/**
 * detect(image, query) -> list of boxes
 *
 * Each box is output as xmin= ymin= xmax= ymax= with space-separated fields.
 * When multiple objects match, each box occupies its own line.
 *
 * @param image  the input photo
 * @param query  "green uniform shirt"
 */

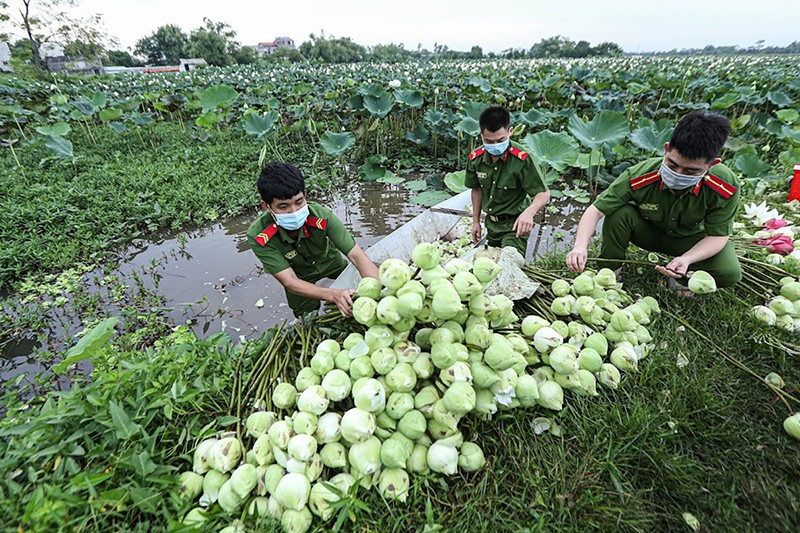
xmin=464 ymin=141 xmax=548 ymax=217
xmin=593 ymin=158 xmax=740 ymax=238
xmin=247 ymin=202 xmax=356 ymax=282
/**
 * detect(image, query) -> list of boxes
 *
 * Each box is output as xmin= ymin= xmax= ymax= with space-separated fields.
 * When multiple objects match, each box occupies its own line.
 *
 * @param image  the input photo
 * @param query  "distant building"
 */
xmin=179 ymin=58 xmax=207 ymax=72
xmin=253 ymin=36 xmax=295 ymax=56
xmin=39 ymin=42 xmax=65 ymax=59
xmin=46 ymin=55 xmax=104 ymax=76
xmin=0 ymin=41 xmax=12 ymax=72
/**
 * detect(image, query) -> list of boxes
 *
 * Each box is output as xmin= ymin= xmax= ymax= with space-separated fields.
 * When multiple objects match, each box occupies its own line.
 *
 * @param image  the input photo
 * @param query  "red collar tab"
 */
xmin=503 ymin=151 xmax=508 ymax=162
xmin=508 ymin=146 xmax=529 ymax=161
xmin=630 ymin=170 xmax=661 ymax=191
xmin=691 ymin=179 xmax=703 ymax=196
xmin=703 ymin=174 xmax=737 ymax=199
xmin=305 ymin=216 xmax=327 ymax=230
xmin=469 ymin=146 xmax=486 ymax=161
xmin=254 ymin=223 xmax=279 ymax=247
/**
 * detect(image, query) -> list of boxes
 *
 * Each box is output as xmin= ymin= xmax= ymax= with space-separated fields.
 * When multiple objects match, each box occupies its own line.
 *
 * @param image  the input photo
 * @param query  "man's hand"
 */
xmin=471 ymin=222 xmax=482 ymax=245
xmin=566 ymin=246 xmax=588 ymax=272
xmin=330 ymin=288 xmax=357 ymax=317
xmin=656 ymin=256 xmax=691 ymax=279
xmin=513 ymin=211 xmax=535 ymax=237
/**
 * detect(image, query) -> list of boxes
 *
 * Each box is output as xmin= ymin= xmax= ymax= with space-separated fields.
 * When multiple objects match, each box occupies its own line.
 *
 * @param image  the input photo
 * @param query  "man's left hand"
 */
xmin=513 ymin=211 xmax=535 ymax=237
xmin=656 ymin=256 xmax=691 ymax=278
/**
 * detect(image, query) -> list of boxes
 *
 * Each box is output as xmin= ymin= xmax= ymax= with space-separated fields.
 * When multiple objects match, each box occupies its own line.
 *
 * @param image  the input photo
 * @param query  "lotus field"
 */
xmin=1 ymin=55 xmax=800 ymax=532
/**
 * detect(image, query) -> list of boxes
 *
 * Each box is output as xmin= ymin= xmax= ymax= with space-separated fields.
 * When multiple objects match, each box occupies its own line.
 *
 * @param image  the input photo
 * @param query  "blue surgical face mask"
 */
xmin=272 ymin=204 xmax=309 ymax=230
xmin=659 ymin=161 xmax=706 ymax=190
xmin=484 ymin=139 xmax=509 ymax=156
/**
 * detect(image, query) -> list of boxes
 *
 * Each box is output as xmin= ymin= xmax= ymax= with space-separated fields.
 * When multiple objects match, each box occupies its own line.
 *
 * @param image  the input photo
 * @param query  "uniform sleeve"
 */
xmin=521 ymin=156 xmax=548 ymax=196
xmin=703 ymin=165 xmax=740 ymax=237
xmin=592 ymin=159 xmax=655 ymax=215
xmin=325 ymin=212 xmax=357 ymax=256
xmin=464 ymin=158 xmax=480 ymax=189
xmin=249 ymin=237 xmax=291 ymax=275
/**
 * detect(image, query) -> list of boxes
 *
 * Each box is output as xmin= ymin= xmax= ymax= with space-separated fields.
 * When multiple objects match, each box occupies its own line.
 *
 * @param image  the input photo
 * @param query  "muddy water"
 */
xmin=1 ymin=181 xmax=586 ymax=383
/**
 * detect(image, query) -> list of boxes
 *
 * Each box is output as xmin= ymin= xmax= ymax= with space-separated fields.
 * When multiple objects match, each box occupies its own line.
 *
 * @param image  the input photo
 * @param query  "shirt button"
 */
xmin=671 ymin=218 xmax=676 ymax=221
xmin=494 ymin=167 xmax=497 ymax=170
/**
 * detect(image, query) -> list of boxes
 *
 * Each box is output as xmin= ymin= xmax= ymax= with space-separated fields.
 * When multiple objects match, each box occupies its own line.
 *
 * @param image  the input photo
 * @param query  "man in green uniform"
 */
xmin=566 ymin=111 xmax=741 ymax=292
xmin=465 ymin=105 xmax=551 ymax=257
xmin=247 ymin=162 xmax=379 ymax=317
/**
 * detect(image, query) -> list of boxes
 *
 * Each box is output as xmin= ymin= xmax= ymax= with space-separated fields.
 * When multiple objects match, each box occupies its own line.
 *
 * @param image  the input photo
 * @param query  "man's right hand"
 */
xmin=330 ymin=288 xmax=357 ymax=317
xmin=471 ymin=222 xmax=482 ymax=245
xmin=566 ymin=246 xmax=588 ymax=272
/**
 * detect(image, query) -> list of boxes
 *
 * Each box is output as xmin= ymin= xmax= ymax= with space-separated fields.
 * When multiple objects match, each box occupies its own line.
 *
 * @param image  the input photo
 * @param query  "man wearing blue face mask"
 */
xmin=566 ymin=111 xmax=741 ymax=293
xmin=247 ymin=162 xmax=379 ymax=317
xmin=465 ymin=105 xmax=550 ymax=257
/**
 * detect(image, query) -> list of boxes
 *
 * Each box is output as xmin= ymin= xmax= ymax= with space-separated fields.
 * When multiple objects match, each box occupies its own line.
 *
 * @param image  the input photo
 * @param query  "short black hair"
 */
xmin=257 ymin=162 xmax=305 ymax=205
xmin=669 ymin=111 xmax=731 ymax=162
xmin=479 ymin=105 xmax=511 ymax=132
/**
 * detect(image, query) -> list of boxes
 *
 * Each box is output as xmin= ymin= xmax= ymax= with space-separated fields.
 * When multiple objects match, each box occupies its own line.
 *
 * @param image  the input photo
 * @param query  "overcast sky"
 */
xmin=8 ymin=0 xmax=800 ymax=53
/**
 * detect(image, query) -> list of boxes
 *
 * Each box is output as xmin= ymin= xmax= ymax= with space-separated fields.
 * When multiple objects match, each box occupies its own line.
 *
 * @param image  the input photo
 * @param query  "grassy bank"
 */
xmin=1 ymin=261 xmax=797 ymax=532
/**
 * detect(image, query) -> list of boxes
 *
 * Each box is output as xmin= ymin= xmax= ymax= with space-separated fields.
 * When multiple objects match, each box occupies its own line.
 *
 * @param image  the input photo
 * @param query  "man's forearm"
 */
xmin=682 ymin=235 xmax=729 ymax=264
xmin=347 ymin=245 xmax=379 ymax=281
xmin=573 ymin=205 xmax=605 ymax=249
xmin=523 ymin=190 xmax=550 ymax=217
xmin=283 ymin=277 xmax=336 ymax=303
xmin=471 ymin=188 xmax=483 ymax=222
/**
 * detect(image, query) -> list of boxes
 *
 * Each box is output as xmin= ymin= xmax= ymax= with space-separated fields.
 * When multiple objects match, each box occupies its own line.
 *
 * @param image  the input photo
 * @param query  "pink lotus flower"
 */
xmin=756 ymin=234 xmax=795 ymax=255
xmin=763 ymin=218 xmax=788 ymax=231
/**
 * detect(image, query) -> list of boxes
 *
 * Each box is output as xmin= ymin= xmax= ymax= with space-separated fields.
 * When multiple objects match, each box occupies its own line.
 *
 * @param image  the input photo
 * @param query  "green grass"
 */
xmin=1 ymin=264 xmax=798 ymax=532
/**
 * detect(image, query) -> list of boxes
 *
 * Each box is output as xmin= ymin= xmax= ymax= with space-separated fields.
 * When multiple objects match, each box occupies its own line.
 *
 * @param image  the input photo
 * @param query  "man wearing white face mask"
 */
xmin=465 ymin=105 xmax=550 ymax=257
xmin=566 ymin=111 xmax=741 ymax=293
xmin=247 ymin=162 xmax=379 ymax=317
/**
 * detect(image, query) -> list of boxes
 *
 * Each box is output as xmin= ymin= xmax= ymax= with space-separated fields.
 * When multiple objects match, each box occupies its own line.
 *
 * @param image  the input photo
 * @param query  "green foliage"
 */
xmin=298 ymin=32 xmax=366 ymax=63
xmin=134 ymin=24 xmax=188 ymax=66
xmin=187 ymin=18 xmax=241 ymax=67
xmin=320 ymin=131 xmax=356 ymax=157
xmin=105 ymin=50 xmax=144 ymax=67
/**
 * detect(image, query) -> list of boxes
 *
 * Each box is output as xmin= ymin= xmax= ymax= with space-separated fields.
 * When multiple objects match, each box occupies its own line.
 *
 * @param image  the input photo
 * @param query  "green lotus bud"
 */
xmin=635 ymin=325 xmax=653 ymax=344
xmin=308 ymin=481 xmax=338 ymax=521
xmin=431 ymin=342 xmax=460 ymax=369
xmin=574 ymin=295 xmax=595 ymax=315
xmin=573 ymin=369 xmax=598 ymax=396
xmin=551 ymin=278 xmax=571 ymax=297
xmin=598 ymin=362 xmax=621 ymax=389
xmin=610 ymin=310 xmax=637 ymax=332
xmin=473 ymin=256 xmax=501 ymax=284
xmin=229 ymin=463 xmax=258 ymax=499
xmin=386 ymin=391 xmax=415 ymax=420
xmin=381 ymin=433 xmax=414 ymax=468
xmin=593 ymin=268 xmax=617 ymax=288
xmin=765 ymin=372 xmax=785 ymax=389
xmin=625 ymin=303 xmax=650 ymax=325
xmin=687 ymin=270 xmax=717 ymax=294
xmin=248 ymin=496 xmax=269 ymax=518
xmin=396 ymin=292 xmax=424 ymax=318
xmin=281 ymin=507 xmax=313 ymax=533
xmin=358 ymin=277 xmax=382 ymax=299
xmin=584 ymin=332 xmax=608 ymax=356
xmin=268 ymin=420 xmax=293 ymax=450
xmin=532 ymin=326 xmax=563 ymax=353
xmin=272 ymin=383 xmax=298 ymax=410
xmin=179 ymin=471 xmax=204 ymax=500
xmin=370 ymin=347 xmax=397 ymax=375
xmin=783 ymin=413 xmax=800 ymax=440
xmin=474 ymin=388 xmax=498 ymax=415
xmin=376 ymin=295 xmax=401 ymax=325
xmin=489 ymin=294 xmax=514 ymax=320
xmin=207 ymin=437 xmax=243 ymax=474
xmin=365 ymin=325 xmax=394 ymax=351
xmin=532 ymin=366 xmax=554 ymax=385
xmin=412 ymin=242 xmax=441 ymax=270
xmin=353 ymin=296 xmax=378 ymax=325
xmin=572 ymin=273 xmax=595 ymax=295
xmin=769 ymin=296 xmax=795 ymax=317
xmin=484 ymin=336 xmax=518 ymax=371
xmin=218 ymin=480 xmax=244 ymax=513
xmin=297 ymin=385 xmax=329 ymax=416
xmin=442 ymin=382 xmax=477 ymax=416
xmin=554 ymin=370 xmax=581 ymax=390
xmin=193 ymin=438 xmax=217 ymax=474
xmin=398 ymin=409 xmax=427 ymax=440
xmin=453 ymin=271 xmax=483 ymax=301
xmin=520 ymin=315 xmax=548 ymax=337
xmin=295 ymin=367 xmax=321 ymax=392
xmin=751 ymin=305 xmax=777 ymax=326
xmin=427 ymin=439 xmax=459 ymax=475
xmin=440 ymin=361 xmax=473 ymax=387
xmin=379 ymin=258 xmax=412 ymax=290
xmin=549 ymin=344 xmax=579 ymax=374
xmin=458 ymin=441 xmax=486 ymax=472
xmin=470 ymin=360 xmax=500 ymax=388
xmin=319 ymin=442 xmax=348 ymax=469
xmin=201 ymin=469 xmax=229 ymax=505
xmin=291 ymin=411 xmax=318 ymax=436
xmin=260 ymin=464 xmax=285 ymax=496
xmin=407 ymin=443 xmax=430 ymax=474
xmin=379 ymin=467 xmax=411 ymax=502
xmin=349 ymin=435 xmax=383 ymax=477
xmin=610 ymin=342 xmax=638 ymax=372
xmin=246 ymin=411 xmax=278 ymax=439
xmin=411 ymin=352 xmax=434 ymax=379
xmin=468 ymin=293 xmax=495 ymax=317
xmin=352 ymin=378 xmax=386 ymax=412
xmin=421 ymin=265 xmax=451 ymax=286
xmin=515 ymin=374 xmax=539 ymax=406
xmin=393 ymin=340 xmax=420 ymax=363
xmin=537 ymin=380 xmax=564 ymax=411
xmin=183 ymin=507 xmax=208 ymax=526
xmin=431 ymin=284 xmax=464 ymax=320
xmin=414 ymin=385 xmax=439 ymax=417
xmin=577 ymin=347 xmax=603 ymax=372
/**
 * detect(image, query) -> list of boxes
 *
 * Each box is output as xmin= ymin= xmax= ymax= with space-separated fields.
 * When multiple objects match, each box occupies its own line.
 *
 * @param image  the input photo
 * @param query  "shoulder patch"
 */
xmin=469 ymin=146 xmax=485 ymax=161
xmin=629 ymin=170 xmax=661 ymax=190
xmin=254 ymin=223 xmax=279 ymax=247
xmin=305 ymin=216 xmax=327 ymax=230
xmin=508 ymin=146 xmax=529 ymax=161
xmin=704 ymin=174 xmax=737 ymax=199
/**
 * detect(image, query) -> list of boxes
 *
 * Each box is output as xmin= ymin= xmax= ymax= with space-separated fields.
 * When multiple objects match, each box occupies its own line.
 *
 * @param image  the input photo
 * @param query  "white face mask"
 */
xmin=272 ymin=204 xmax=309 ymax=230
xmin=659 ymin=162 xmax=706 ymax=190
